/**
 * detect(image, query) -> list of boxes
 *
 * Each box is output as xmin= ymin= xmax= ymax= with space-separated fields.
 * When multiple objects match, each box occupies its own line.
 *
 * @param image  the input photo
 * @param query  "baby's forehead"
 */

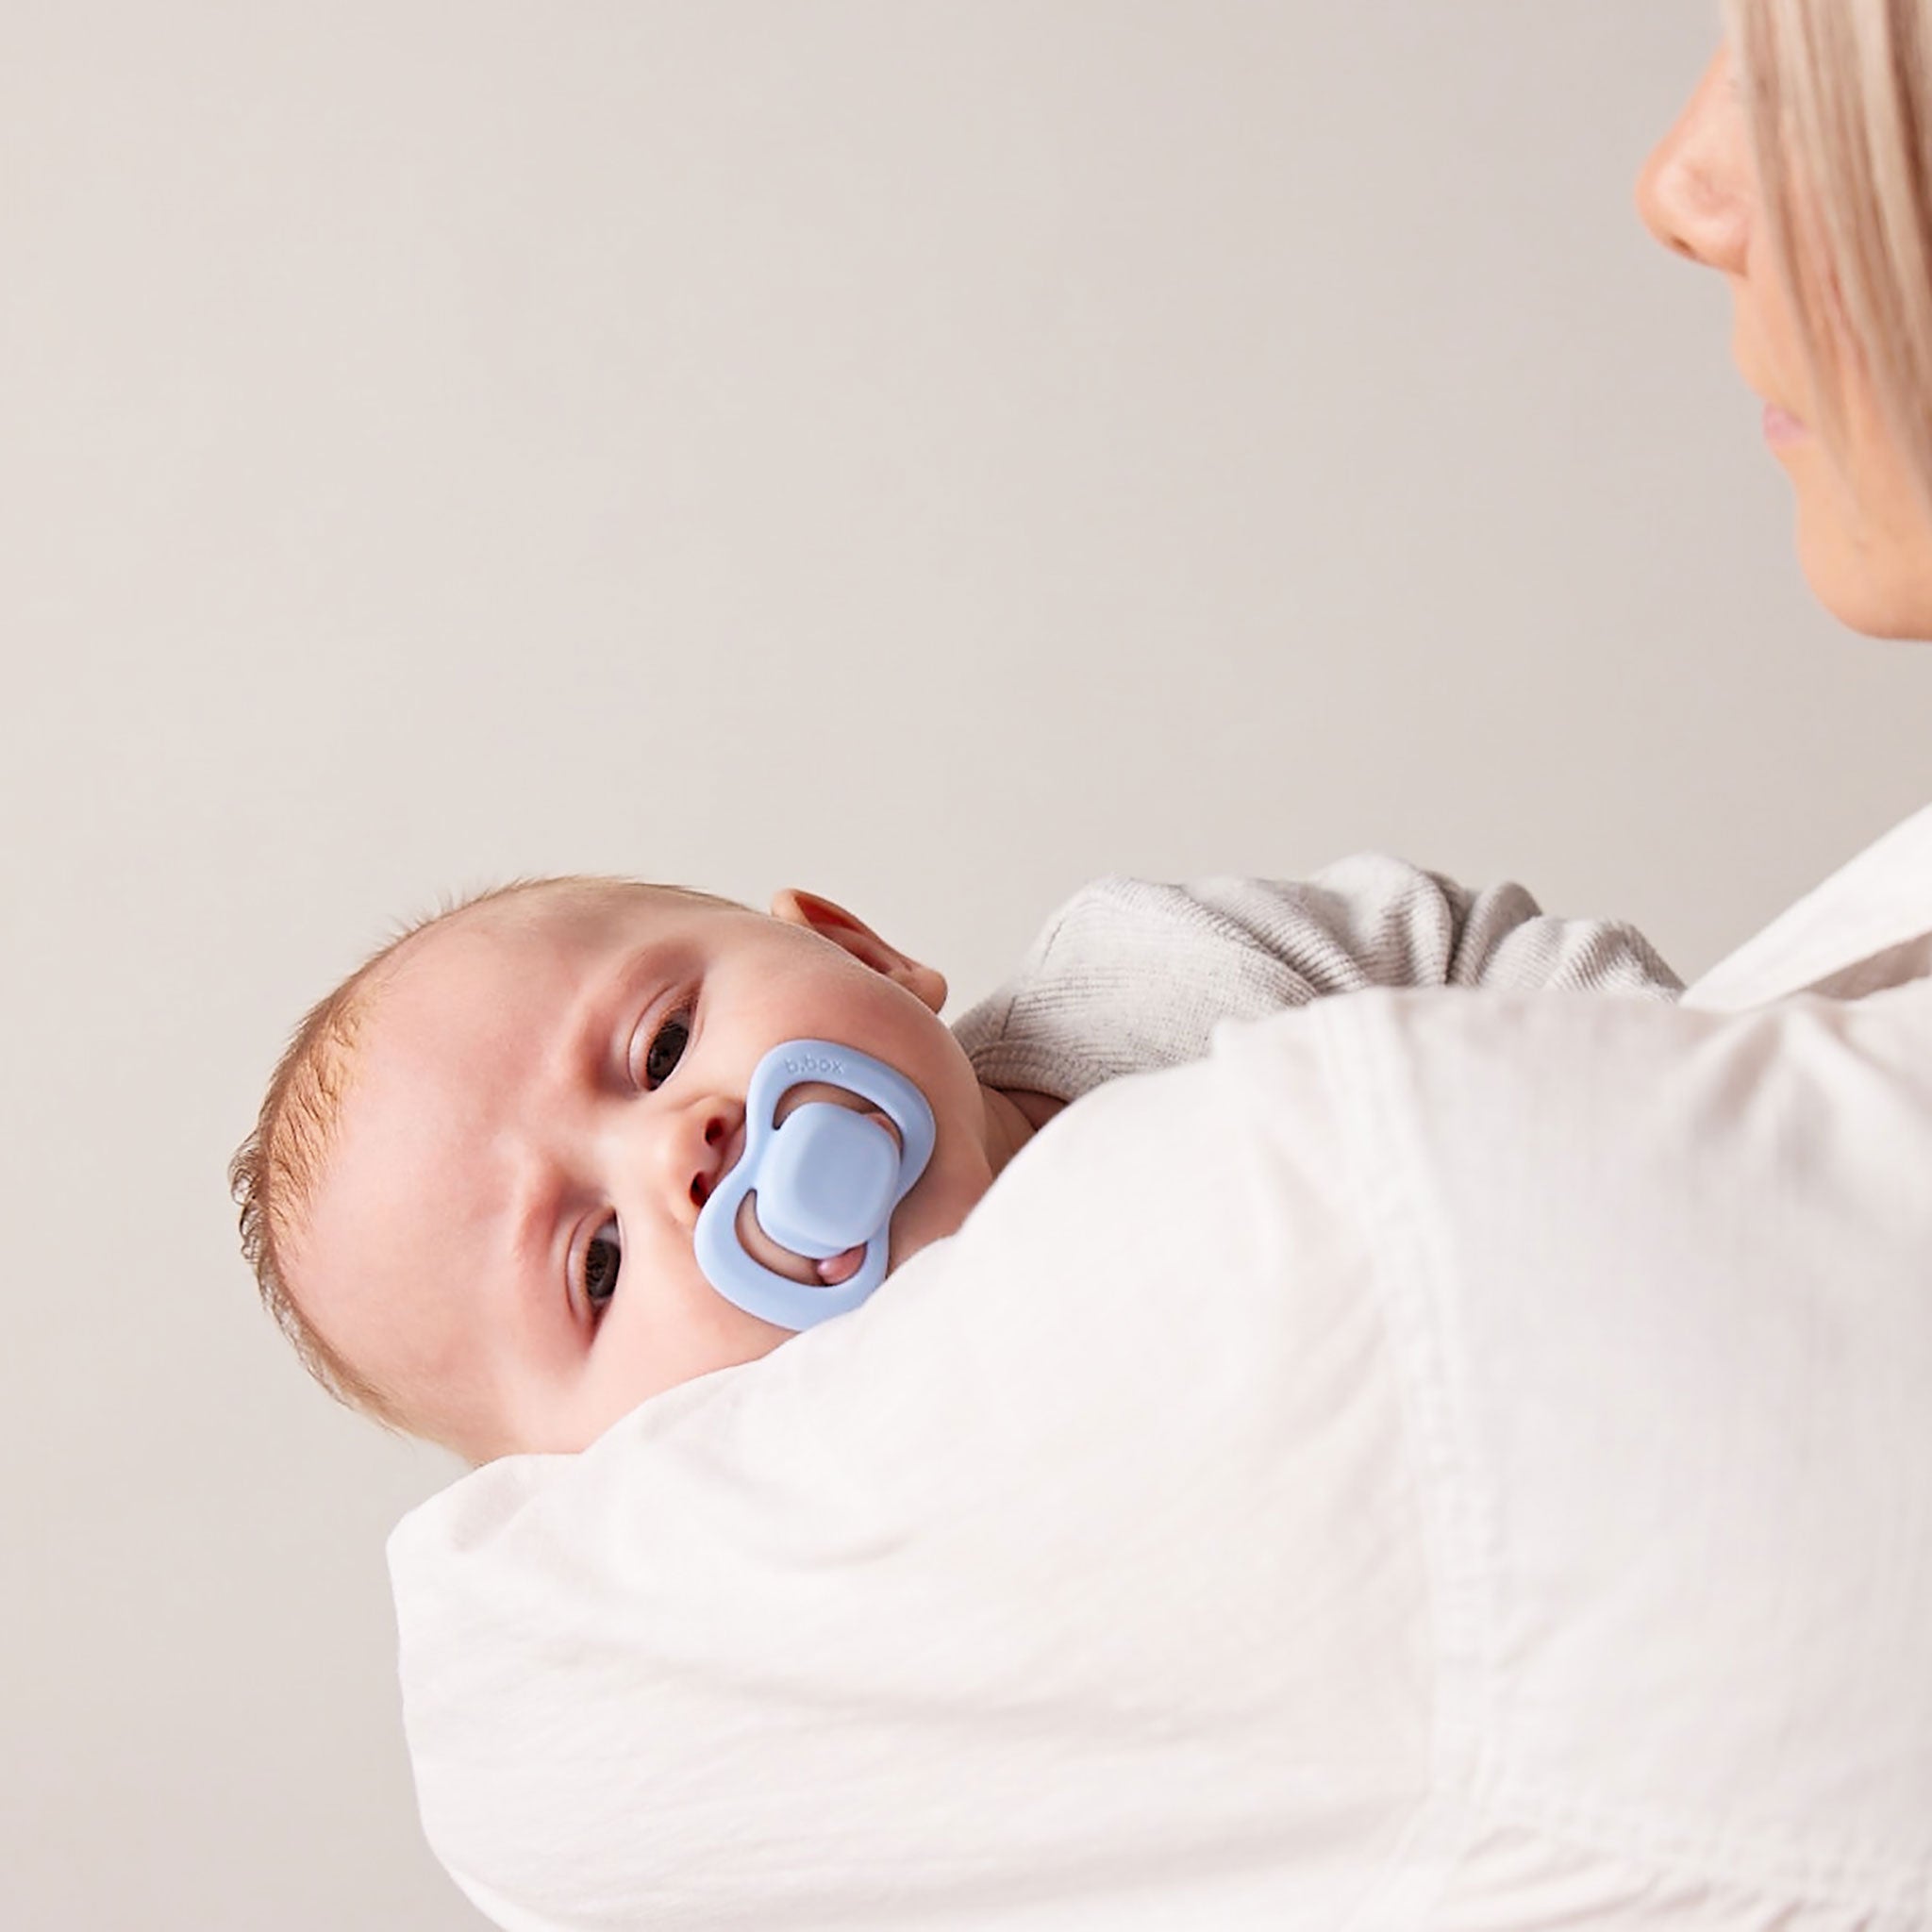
xmin=441 ymin=876 xmax=675 ymax=944
xmin=400 ymin=877 xmax=709 ymax=979
xmin=361 ymin=878 xmax=747 ymax=1070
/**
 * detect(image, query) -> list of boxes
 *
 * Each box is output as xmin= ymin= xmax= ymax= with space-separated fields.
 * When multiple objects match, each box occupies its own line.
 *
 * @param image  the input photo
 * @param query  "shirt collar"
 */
xmin=1683 ymin=804 xmax=1932 ymax=1010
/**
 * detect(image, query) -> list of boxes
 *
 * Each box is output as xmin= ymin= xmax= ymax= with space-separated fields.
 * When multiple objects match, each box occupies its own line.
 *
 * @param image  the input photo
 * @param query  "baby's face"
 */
xmin=291 ymin=884 xmax=996 ymax=1460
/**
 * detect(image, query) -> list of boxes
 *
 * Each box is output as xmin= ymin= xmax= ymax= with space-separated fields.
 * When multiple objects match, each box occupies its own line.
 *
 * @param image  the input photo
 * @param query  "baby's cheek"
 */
xmin=571 ymin=1302 xmax=790 ymax=1448
xmin=680 ymin=1276 xmax=796 ymax=1369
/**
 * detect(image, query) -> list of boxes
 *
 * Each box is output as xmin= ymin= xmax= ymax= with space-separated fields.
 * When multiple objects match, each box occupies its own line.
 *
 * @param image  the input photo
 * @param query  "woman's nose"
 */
xmin=1637 ymin=47 xmax=1752 ymax=276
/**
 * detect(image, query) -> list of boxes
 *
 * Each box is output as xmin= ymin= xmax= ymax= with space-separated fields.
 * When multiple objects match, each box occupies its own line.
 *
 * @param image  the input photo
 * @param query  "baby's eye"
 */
xmin=641 ymin=1012 xmax=691 ymax=1090
xmin=581 ymin=1220 xmax=622 ymax=1315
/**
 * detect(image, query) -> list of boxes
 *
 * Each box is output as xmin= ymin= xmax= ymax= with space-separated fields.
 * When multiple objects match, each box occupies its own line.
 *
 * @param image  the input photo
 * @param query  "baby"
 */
xmin=233 ymin=863 xmax=1681 ymax=1465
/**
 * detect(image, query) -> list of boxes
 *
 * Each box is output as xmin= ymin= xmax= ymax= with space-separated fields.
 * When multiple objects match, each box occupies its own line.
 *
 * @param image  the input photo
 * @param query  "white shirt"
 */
xmin=390 ymin=809 xmax=1932 ymax=1932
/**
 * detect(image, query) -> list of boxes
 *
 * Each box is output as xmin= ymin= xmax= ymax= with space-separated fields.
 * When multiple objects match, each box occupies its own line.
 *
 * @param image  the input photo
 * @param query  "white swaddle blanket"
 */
xmin=391 ymin=950 xmax=1932 ymax=1930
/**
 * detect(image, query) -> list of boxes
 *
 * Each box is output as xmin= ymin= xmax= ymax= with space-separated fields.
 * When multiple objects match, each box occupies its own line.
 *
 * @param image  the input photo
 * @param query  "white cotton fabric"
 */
xmin=390 ymin=810 xmax=1932 ymax=1932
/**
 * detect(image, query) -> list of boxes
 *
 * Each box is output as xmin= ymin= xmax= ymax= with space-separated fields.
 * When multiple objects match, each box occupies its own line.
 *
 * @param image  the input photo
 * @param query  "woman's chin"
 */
xmin=1793 ymin=511 xmax=1932 ymax=641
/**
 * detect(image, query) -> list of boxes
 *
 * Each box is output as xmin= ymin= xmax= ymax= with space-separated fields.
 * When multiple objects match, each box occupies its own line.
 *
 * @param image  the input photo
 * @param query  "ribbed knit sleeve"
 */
xmin=950 ymin=856 xmax=1682 ymax=1104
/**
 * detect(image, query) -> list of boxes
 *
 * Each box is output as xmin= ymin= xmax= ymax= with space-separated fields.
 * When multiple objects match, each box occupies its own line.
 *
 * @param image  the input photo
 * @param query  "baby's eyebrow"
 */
xmin=491 ymin=978 xmax=632 ymax=1308
xmin=502 ymin=939 xmax=671 ymax=1282
xmin=537 ymin=941 xmax=658 ymax=1090
xmin=491 ymin=1152 xmax=595 ymax=1374
xmin=575 ymin=939 xmax=690 ymax=1080
xmin=505 ymin=1166 xmax=559 ymax=1280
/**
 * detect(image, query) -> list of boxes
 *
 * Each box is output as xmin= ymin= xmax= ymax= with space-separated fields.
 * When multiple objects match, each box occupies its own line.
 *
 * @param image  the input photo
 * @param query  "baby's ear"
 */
xmin=770 ymin=890 xmax=948 ymax=1014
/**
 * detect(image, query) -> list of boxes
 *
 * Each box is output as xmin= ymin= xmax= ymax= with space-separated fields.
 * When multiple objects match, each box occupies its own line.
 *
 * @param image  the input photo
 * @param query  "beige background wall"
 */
xmin=6 ymin=4 xmax=1928 ymax=1927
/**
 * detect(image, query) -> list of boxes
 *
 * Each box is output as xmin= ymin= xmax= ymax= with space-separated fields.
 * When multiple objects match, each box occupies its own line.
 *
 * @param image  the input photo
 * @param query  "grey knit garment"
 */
xmin=951 ymin=856 xmax=1684 ymax=1106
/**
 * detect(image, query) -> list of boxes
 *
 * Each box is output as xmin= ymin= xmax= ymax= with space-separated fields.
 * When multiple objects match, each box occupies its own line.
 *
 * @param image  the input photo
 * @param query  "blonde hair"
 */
xmin=228 ymin=922 xmax=432 ymax=1435
xmin=1726 ymin=0 xmax=1932 ymax=516
xmin=230 ymin=951 xmax=413 ymax=1430
xmin=229 ymin=875 xmax=736 ymax=1436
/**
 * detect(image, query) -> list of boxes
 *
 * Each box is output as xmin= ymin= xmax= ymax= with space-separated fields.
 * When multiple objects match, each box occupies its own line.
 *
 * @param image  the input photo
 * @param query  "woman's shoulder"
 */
xmin=1231 ymin=982 xmax=1932 ymax=1908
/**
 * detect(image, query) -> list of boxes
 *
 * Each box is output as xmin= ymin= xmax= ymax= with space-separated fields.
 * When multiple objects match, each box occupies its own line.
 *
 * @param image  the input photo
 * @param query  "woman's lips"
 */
xmin=1763 ymin=402 xmax=1809 ymax=446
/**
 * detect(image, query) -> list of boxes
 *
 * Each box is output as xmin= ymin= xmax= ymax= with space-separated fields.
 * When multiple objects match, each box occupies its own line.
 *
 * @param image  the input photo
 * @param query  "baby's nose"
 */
xmin=685 ymin=1110 xmax=743 ymax=1212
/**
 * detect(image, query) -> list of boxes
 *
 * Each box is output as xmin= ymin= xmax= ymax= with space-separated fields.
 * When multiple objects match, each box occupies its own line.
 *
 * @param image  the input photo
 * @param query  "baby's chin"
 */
xmin=887 ymin=1164 xmax=992 ymax=1272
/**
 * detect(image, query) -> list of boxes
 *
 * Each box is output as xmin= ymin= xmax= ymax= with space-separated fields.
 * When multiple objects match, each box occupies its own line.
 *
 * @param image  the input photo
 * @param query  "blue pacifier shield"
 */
xmin=692 ymin=1040 xmax=937 ymax=1331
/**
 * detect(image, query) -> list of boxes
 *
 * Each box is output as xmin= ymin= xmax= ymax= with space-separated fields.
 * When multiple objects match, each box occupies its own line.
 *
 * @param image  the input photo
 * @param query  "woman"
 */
xmin=1641 ymin=8 xmax=1932 ymax=637
xmin=390 ymin=8 xmax=1932 ymax=1928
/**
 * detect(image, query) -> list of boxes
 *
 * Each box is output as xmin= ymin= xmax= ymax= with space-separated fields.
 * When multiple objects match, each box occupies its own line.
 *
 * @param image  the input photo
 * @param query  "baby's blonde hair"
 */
xmin=230 ymin=950 xmax=411 ymax=1430
xmin=1728 ymin=0 xmax=1932 ymax=517
xmin=230 ymin=875 xmax=734 ymax=1432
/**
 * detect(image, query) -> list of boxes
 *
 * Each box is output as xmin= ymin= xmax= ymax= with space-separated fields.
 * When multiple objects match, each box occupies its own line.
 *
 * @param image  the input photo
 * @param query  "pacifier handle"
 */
xmin=692 ymin=1041 xmax=937 ymax=1331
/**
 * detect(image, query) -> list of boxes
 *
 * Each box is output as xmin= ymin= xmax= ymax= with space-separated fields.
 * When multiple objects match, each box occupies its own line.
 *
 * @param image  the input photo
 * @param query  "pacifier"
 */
xmin=692 ymin=1039 xmax=936 ymax=1331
